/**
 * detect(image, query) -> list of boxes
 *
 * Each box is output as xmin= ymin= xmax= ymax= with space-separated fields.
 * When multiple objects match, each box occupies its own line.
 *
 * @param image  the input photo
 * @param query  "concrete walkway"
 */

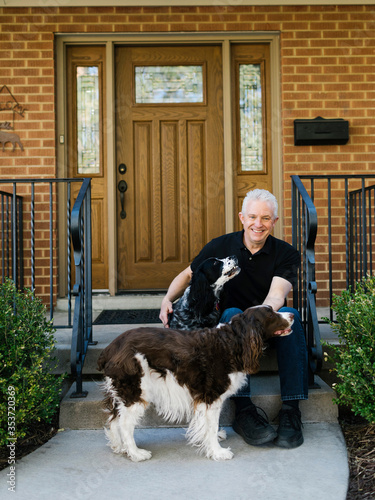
xmin=1 ymin=424 xmax=348 ymax=499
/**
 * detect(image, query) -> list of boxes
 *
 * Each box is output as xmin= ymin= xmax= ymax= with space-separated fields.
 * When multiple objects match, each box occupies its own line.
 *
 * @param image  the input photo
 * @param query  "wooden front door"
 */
xmin=115 ymin=45 xmax=225 ymax=290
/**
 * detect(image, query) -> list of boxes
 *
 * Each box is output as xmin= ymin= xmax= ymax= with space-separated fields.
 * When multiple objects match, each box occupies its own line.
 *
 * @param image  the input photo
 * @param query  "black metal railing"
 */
xmin=0 ymin=178 xmax=93 ymax=397
xmin=1 ymin=189 xmax=24 ymax=289
xmin=291 ymin=175 xmax=321 ymax=387
xmin=292 ymin=174 xmax=375 ymax=385
xmin=296 ymin=174 xmax=375 ymax=319
xmin=348 ymin=182 xmax=375 ymax=288
xmin=70 ymin=178 xmax=94 ymax=397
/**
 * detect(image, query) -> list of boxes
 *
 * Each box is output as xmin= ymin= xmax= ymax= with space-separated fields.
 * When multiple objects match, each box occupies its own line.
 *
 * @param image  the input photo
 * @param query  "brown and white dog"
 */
xmin=97 ymin=306 xmax=294 ymax=462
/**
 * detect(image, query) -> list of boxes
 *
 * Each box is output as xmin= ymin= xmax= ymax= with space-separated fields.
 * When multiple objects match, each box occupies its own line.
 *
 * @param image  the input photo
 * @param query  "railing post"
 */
xmin=17 ymin=195 xmax=23 ymax=290
xmin=85 ymin=181 xmax=93 ymax=345
xmin=31 ymin=183 xmax=35 ymax=292
xmin=49 ymin=182 xmax=54 ymax=320
xmin=70 ymin=178 xmax=93 ymax=398
xmin=12 ymin=183 xmax=17 ymax=287
xmin=345 ymin=179 xmax=350 ymax=291
xmin=291 ymin=175 xmax=321 ymax=386
xmin=361 ymin=179 xmax=367 ymax=277
xmin=291 ymin=179 xmax=298 ymax=309
xmin=67 ymin=181 xmax=72 ymax=326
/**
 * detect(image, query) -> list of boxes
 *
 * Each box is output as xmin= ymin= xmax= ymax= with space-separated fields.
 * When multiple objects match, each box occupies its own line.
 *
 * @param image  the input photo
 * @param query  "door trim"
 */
xmin=56 ymin=32 xmax=282 ymax=296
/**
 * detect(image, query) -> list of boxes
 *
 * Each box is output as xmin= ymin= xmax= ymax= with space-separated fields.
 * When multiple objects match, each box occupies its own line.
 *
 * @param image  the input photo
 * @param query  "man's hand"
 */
xmin=159 ymin=297 xmax=173 ymax=328
xmin=159 ymin=266 xmax=193 ymax=328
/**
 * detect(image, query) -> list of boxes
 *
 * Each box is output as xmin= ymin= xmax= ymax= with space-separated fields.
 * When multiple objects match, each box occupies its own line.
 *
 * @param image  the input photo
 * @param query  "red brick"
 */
xmin=115 ymin=7 xmax=142 ymax=14
xmin=184 ymin=14 xmax=211 ymax=22
xmin=127 ymin=14 xmax=156 ymax=23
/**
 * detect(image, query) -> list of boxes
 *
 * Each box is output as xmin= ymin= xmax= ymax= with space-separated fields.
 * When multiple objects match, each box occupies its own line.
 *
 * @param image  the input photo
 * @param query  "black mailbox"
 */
xmin=294 ymin=116 xmax=349 ymax=146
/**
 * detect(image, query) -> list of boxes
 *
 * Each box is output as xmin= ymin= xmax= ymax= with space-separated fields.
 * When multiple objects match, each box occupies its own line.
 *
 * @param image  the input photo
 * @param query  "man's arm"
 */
xmin=262 ymin=276 xmax=293 ymax=311
xmin=159 ymin=266 xmax=192 ymax=327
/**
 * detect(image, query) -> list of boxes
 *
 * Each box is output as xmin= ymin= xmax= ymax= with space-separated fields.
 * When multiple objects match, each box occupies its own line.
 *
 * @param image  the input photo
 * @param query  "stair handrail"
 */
xmin=70 ymin=177 xmax=93 ymax=398
xmin=291 ymin=175 xmax=322 ymax=386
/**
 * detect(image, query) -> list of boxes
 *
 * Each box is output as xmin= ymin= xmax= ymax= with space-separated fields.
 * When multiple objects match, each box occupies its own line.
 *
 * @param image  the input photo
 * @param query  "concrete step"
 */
xmin=59 ymin=375 xmax=338 ymax=430
xmin=55 ymin=293 xmax=164 ymax=312
xmin=53 ymin=323 xmax=338 ymax=376
xmin=55 ymin=299 xmax=339 ymax=432
xmin=52 ymin=302 xmax=338 ymax=376
xmin=54 ymin=297 xmax=338 ymax=344
xmin=53 ymin=322 xmax=281 ymax=375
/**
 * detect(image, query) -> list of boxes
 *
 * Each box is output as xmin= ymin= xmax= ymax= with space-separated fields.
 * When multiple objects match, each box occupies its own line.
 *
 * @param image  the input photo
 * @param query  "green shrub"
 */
xmin=324 ymin=275 xmax=375 ymax=423
xmin=0 ymin=279 xmax=65 ymax=446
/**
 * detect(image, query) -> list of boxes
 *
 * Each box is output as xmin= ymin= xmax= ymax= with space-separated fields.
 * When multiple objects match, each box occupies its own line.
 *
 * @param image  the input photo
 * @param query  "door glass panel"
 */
xmin=76 ymin=66 xmax=100 ymax=174
xmin=135 ymin=65 xmax=204 ymax=104
xmin=239 ymin=64 xmax=263 ymax=171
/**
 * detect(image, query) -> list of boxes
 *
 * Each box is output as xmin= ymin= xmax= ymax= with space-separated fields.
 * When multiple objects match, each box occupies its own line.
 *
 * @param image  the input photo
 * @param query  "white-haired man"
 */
xmin=160 ymin=189 xmax=308 ymax=449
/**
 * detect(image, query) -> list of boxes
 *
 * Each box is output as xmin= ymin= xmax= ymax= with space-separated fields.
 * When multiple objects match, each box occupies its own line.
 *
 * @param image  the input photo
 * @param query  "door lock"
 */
xmin=118 ymin=180 xmax=128 ymax=219
xmin=118 ymin=163 xmax=127 ymax=175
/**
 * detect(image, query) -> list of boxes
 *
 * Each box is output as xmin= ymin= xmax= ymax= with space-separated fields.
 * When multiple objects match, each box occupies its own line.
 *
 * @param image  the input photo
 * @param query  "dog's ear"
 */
xmin=241 ymin=316 xmax=264 ymax=374
xmin=97 ymin=351 xmax=107 ymax=372
xmin=190 ymin=270 xmax=216 ymax=315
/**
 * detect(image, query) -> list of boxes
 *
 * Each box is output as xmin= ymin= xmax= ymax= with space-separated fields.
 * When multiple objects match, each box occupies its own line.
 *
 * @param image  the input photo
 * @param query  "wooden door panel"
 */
xmin=116 ymin=45 xmax=224 ymax=290
xmin=91 ymin=198 xmax=104 ymax=263
xmin=160 ymin=121 xmax=179 ymax=262
xmin=134 ymin=121 xmax=152 ymax=263
xmin=188 ymin=120 xmax=206 ymax=259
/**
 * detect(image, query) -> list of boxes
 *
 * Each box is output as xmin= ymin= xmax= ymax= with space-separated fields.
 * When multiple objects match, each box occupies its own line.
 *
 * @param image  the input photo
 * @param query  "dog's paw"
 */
xmin=128 ymin=448 xmax=152 ymax=462
xmin=217 ymin=429 xmax=227 ymax=441
xmin=210 ymin=447 xmax=234 ymax=461
xmin=109 ymin=444 xmax=124 ymax=454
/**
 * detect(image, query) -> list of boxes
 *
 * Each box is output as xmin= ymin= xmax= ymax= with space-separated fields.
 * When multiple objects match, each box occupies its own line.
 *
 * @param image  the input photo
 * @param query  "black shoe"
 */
xmin=274 ymin=407 xmax=304 ymax=449
xmin=233 ymin=405 xmax=277 ymax=446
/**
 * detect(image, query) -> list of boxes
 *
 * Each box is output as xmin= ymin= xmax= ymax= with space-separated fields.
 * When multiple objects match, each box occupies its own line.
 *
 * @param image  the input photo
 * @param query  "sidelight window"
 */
xmin=238 ymin=64 xmax=263 ymax=172
xmin=76 ymin=66 xmax=101 ymax=175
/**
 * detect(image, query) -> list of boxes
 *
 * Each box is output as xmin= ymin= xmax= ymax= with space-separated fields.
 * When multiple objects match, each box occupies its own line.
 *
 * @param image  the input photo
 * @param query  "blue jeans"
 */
xmin=220 ymin=307 xmax=308 ymax=402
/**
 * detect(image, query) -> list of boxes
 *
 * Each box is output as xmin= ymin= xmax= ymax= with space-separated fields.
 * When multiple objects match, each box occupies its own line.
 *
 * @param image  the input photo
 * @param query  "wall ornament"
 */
xmin=0 ymin=85 xmax=27 ymax=152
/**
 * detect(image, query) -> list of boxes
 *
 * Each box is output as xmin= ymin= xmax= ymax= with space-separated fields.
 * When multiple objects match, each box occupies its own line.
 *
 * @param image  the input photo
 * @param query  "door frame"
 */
xmin=56 ymin=32 xmax=282 ymax=296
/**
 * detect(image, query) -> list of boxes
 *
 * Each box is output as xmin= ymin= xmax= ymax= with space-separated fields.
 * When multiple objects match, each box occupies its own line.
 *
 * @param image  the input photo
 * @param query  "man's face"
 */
xmin=239 ymin=199 xmax=278 ymax=250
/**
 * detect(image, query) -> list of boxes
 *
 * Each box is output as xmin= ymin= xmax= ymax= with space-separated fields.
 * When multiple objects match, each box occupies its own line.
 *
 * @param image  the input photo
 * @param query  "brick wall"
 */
xmin=0 ymin=4 xmax=374 ymax=304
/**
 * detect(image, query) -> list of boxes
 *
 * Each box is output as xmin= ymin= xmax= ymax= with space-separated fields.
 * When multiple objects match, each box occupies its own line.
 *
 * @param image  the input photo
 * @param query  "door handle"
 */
xmin=118 ymin=180 xmax=128 ymax=219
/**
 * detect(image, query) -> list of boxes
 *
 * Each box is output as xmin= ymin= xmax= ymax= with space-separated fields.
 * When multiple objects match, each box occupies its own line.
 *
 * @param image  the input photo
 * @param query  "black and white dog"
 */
xmin=168 ymin=256 xmax=240 ymax=330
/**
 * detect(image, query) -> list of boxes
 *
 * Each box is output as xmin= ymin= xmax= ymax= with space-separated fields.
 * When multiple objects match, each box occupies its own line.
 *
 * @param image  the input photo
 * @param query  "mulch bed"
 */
xmin=0 ymin=408 xmax=374 ymax=499
xmin=339 ymin=408 xmax=375 ymax=499
xmin=0 ymin=413 xmax=59 ymax=472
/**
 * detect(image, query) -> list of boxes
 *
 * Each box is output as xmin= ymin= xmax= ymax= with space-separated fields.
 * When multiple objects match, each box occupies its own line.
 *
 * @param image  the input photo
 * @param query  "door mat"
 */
xmin=93 ymin=309 xmax=161 ymax=325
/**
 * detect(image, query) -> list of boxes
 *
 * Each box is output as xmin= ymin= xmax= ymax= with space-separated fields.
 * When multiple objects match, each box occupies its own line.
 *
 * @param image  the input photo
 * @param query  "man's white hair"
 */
xmin=241 ymin=189 xmax=278 ymax=219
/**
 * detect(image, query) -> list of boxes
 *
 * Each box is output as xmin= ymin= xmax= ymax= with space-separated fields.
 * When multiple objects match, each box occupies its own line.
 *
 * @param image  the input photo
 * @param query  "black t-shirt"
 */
xmin=190 ymin=231 xmax=300 ymax=311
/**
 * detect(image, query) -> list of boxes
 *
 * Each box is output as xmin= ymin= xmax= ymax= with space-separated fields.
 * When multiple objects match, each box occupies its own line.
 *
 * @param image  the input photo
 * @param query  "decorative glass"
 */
xmin=239 ymin=64 xmax=263 ymax=171
xmin=76 ymin=66 xmax=100 ymax=175
xmin=135 ymin=65 xmax=204 ymax=104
